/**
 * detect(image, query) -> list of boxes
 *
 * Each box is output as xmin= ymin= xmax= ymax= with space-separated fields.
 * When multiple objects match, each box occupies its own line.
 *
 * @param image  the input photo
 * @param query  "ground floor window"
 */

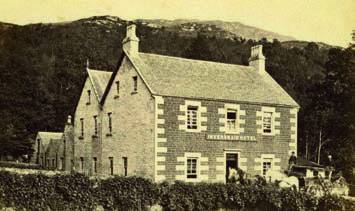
xmin=122 ymin=157 xmax=128 ymax=176
xmin=187 ymin=157 xmax=198 ymax=179
xmin=109 ymin=157 xmax=114 ymax=175
xmin=92 ymin=157 xmax=97 ymax=174
xmin=59 ymin=157 xmax=64 ymax=170
xmin=80 ymin=157 xmax=84 ymax=171
xmin=262 ymin=158 xmax=273 ymax=176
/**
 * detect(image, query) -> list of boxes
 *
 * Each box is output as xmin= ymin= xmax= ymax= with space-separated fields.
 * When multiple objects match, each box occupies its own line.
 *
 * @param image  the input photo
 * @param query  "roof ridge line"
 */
xmin=87 ymin=68 xmax=112 ymax=73
xmin=139 ymin=52 xmax=254 ymax=68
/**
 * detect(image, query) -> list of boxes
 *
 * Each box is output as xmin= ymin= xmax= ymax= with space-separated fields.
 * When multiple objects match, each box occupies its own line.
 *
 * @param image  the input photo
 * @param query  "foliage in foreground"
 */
xmin=0 ymin=161 xmax=42 ymax=170
xmin=0 ymin=171 xmax=354 ymax=211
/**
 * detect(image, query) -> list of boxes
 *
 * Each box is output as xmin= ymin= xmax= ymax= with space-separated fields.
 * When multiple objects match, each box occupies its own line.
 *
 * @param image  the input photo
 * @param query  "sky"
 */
xmin=0 ymin=0 xmax=354 ymax=47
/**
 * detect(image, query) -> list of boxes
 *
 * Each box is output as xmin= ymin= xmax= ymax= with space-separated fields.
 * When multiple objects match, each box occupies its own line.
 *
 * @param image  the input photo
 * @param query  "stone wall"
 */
xmin=155 ymin=96 xmax=298 ymax=183
xmin=101 ymin=57 xmax=155 ymax=178
xmin=73 ymin=78 xmax=102 ymax=174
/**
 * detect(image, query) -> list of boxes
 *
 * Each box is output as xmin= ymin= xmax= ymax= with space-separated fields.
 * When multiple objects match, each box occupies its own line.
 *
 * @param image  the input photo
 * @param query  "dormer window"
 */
xmin=133 ymin=76 xmax=138 ymax=93
xmin=87 ymin=90 xmax=91 ymax=105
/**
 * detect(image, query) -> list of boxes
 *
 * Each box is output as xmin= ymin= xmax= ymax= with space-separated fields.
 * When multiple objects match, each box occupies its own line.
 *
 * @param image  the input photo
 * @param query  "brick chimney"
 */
xmin=248 ymin=45 xmax=266 ymax=74
xmin=122 ymin=24 xmax=139 ymax=56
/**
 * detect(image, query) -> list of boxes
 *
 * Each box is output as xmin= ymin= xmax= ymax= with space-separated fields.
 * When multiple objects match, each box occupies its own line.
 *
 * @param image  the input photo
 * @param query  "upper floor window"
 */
xmin=133 ymin=76 xmax=138 ymax=92
xmin=262 ymin=112 xmax=273 ymax=134
xmin=187 ymin=106 xmax=198 ymax=130
xmin=226 ymin=109 xmax=237 ymax=132
xmin=187 ymin=157 xmax=198 ymax=179
xmin=93 ymin=115 xmax=98 ymax=136
xmin=107 ymin=112 xmax=112 ymax=135
xmin=87 ymin=90 xmax=91 ymax=105
xmin=80 ymin=118 xmax=84 ymax=138
xmin=116 ymin=81 xmax=120 ymax=94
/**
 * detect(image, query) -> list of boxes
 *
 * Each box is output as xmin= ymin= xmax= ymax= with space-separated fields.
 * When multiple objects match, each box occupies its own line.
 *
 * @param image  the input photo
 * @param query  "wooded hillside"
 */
xmin=0 ymin=16 xmax=353 ymax=181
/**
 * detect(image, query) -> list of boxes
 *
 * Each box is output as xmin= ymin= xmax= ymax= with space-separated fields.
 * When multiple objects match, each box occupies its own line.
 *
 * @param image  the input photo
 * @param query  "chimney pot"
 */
xmin=67 ymin=115 xmax=72 ymax=125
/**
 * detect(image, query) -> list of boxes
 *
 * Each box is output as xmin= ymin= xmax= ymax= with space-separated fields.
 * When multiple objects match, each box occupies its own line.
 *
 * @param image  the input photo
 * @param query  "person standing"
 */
xmin=288 ymin=151 xmax=297 ymax=170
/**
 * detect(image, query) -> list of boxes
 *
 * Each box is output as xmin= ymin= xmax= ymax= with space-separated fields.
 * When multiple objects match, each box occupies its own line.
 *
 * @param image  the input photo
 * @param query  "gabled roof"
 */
xmin=36 ymin=132 xmax=63 ymax=149
xmin=45 ymin=139 xmax=63 ymax=155
xmin=87 ymin=68 xmax=112 ymax=102
xmin=127 ymin=52 xmax=299 ymax=107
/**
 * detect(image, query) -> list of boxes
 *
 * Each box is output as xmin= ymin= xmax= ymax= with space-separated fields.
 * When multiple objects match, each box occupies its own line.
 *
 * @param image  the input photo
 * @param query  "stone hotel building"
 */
xmin=33 ymin=25 xmax=299 ymax=183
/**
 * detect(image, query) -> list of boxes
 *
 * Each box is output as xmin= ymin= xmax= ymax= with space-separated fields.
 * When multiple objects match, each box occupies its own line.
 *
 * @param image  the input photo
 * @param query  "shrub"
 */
xmin=0 ymin=170 xmax=354 ymax=211
xmin=97 ymin=176 xmax=159 ymax=210
xmin=0 ymin=161 xmax=42 ymax=170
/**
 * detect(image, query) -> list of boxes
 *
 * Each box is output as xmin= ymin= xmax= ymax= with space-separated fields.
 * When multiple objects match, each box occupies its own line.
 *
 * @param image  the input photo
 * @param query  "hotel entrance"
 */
xmin=226 ymin=153 xmax=238 ymax=182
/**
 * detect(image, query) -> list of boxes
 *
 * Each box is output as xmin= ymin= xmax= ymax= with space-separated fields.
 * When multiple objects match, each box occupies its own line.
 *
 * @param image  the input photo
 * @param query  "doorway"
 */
xmin=226 ymin=153 xmax=238 ymax=182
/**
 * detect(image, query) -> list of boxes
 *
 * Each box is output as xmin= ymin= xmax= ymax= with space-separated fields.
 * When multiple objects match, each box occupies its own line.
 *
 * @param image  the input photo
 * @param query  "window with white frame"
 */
xmin=186 ymin=157 xmax=198 ymax=179
xmin=262 ymin=112 xmax=273 ymax=134
xmin=187 ymin=106 xmax=198 ymax=130
xmin=262 ymin=158 xmax=273 ymax=176
xmin=226 ymin=109 xmax=237 ymax=132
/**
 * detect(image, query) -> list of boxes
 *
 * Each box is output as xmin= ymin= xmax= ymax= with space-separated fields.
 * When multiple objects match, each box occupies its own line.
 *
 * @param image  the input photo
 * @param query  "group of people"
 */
xmin=227 ymin=152 xmax=336 ymax=183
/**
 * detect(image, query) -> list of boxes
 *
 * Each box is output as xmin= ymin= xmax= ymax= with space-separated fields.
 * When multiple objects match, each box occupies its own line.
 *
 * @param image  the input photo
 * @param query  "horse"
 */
xmin=265 ymin=169 xmax=299 ymax=189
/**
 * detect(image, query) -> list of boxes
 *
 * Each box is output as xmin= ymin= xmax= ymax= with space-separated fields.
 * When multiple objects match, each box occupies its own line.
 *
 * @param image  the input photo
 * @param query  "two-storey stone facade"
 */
xmin=42 ymin=24 xmax=299 ymax=183
xmin=154 ymin=96 xmax=298 ymax=182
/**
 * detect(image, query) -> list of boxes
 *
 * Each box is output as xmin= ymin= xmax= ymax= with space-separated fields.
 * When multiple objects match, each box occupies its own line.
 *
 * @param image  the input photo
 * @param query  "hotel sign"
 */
xmin=206 ymin=134 xmax=256 ymax=141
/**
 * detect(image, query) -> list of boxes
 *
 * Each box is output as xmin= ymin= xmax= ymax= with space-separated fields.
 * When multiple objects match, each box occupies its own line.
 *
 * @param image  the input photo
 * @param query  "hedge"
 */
xmin=0 ymin=170 xmax=354 ymax=211
xmin=0 ymin=161 xmax=42 ymax=170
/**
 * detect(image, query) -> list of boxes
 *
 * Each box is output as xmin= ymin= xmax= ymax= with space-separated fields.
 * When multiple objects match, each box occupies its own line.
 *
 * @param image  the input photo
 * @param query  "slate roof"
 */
xmin=46 ymin=139 xmax=62 ymax=155
xmin=37 ymin=132 xmax=63 ymax=149
xmin=128 ymin=52 xmax=299 ymax=107
xmin=87 ymin=68 xmax=112 ymax=101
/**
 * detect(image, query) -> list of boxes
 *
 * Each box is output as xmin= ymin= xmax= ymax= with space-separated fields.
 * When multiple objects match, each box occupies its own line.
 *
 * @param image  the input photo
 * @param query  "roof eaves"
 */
xmin=124 ymin=50 xmax=156 ymax=95
xmin=100 ymin=52 xmax=125 ymax=105
xmin=154 ymin=94 xmax=300 ymax=108
xmin=263 ymin=72 xmax=300 ymax=108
